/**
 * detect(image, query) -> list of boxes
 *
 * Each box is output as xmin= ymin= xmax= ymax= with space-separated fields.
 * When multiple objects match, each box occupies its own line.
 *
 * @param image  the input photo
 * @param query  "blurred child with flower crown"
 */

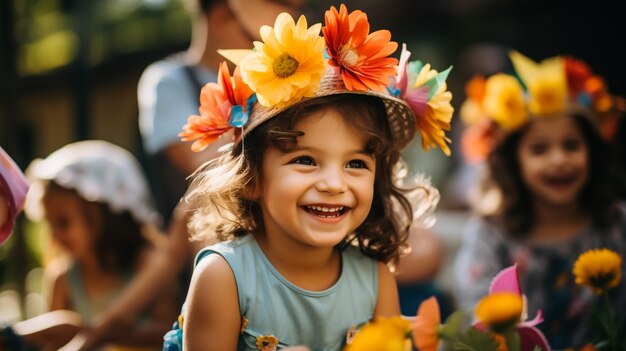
xmin=453 ymin=51 xmax=626 ymax=349
xmin=163 ymin=4 xmax=455 ymax=350
xmin=0 ymin=141 xmax=179 ymax=351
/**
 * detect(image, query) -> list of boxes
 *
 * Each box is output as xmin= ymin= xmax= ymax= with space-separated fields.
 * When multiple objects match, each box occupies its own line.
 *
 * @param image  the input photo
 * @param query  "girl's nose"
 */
xmin=549 ymin=147 xmax=568 ymax=165
xmin=315 ymin=165 xmax=347 ymax=194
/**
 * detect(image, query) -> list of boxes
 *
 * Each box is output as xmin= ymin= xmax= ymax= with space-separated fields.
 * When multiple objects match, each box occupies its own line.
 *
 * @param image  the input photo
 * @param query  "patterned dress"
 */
xmin=453 ymin=205 xmax=626 ymax=349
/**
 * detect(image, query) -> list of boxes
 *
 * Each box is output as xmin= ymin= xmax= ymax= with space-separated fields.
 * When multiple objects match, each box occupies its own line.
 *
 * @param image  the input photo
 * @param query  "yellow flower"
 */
xmin=475 ymin=292 xmax=523 ymax=333
xmin=177 ymin=313 xmax=184 ymax=329
xmin=573 ymin=248 xmax=622 ymax=294
xmin=345 ymin=316 xmax=411 ymax=351
xmin=239 ymin=12 xmax=326 ymax=107
xmin=510 ymin=50 xmax=567 ymax=116
xmin=412 ymin=63 xmax=454 ymax=155
xmin=483 ymin=74 xmax=527 ymax=131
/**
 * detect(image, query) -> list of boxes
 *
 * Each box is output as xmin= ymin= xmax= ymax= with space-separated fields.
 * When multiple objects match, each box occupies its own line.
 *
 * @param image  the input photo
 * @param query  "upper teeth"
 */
xmin=307 ymin=205 xmax=344 ymax=212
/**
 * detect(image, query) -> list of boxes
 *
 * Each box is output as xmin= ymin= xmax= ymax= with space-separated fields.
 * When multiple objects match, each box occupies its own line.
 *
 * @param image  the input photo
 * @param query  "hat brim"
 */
xmin=240 ymin=73 xmax=417 ymax=149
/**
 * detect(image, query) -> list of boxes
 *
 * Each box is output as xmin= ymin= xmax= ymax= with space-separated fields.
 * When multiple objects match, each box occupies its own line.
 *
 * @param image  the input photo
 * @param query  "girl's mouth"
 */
xmin=303 ymin=205 xmax=348 ymax=218
xmin=543 ymin=174 xmax=577 ymax=188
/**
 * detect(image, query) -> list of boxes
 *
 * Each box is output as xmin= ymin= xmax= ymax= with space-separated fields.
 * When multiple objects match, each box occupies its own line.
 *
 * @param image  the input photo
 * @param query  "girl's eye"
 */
xmin=346 ymin=160 xmax=367 ymax=169
xmin=529 ymin=144 xmax=547 ymax=155
xmin=292 ymin=156 xmax=315 ymax=166
xmin=563 ymin=139 xmax=582 ymax=151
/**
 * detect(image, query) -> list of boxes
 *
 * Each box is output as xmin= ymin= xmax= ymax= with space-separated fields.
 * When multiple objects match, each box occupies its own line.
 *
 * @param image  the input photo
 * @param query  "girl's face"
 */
xmin=517 ymin=114 xmax=589 ymax=207
xmin=42 ymin=188 xmax=96 ymax=261
xmin=259 ymin=107 xmax=376 ymax=249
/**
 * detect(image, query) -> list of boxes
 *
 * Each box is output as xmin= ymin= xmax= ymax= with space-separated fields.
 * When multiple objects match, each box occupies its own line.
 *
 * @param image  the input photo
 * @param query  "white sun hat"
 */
xmin=24 ymin=140 xmax=159 ymax=226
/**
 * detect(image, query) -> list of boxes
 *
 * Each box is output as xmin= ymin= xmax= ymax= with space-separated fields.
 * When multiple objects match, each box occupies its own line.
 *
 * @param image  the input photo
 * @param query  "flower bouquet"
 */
xmin=345 ymin=264 xmax=549 ymax=351
xmin=345 ymin=248 xmax=624 ymax=351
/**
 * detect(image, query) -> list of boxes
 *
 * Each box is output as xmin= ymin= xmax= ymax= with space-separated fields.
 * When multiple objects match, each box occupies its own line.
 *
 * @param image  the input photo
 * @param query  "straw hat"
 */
xmin=179 ymin=4 xmax=455 ymax=155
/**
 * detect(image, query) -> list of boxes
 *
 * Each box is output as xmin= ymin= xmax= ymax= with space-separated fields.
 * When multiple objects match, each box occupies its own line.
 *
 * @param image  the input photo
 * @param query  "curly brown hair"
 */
xmin=188 ymin=94 xmax=417 ymax=264
xmin=487 ymin=113 xmax=619 ymax=237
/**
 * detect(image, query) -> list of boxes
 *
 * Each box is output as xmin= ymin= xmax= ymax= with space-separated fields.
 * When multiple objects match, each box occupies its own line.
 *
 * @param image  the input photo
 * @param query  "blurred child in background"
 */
xmin=1 ymin=140 xmax=178 ymax=350
xmin=454 ymin=51 xmax=626 ymax=348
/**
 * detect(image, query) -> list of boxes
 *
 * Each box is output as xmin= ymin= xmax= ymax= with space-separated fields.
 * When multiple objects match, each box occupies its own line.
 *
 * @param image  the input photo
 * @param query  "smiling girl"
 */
xmin=454 ymin=51 xmax=626 ymax=348
xmin=164 ymin=4 xmax=455 ymax=350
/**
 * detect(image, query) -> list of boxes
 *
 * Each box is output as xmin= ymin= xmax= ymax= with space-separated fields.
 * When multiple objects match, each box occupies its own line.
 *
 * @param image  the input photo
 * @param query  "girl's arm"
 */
xmin=48 ymin=266 xmax=72 ymax=311
xmin=373 ymin=261 xmax=401 ymax=317
xmin=14 ymin=268 xmax=81 ymax=350
xmin=13 ymin=310 xmax=82 ymax=351
xmin=184 ymin=253 xmax=241 ymax=351
xmin=104 ymin=248 xmax=182 ymax=348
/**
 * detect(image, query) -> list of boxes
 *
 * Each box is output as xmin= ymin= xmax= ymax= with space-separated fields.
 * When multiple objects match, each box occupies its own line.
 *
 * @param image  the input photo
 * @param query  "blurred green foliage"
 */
xmin=14 ymin=0 xmax=191 ymax=76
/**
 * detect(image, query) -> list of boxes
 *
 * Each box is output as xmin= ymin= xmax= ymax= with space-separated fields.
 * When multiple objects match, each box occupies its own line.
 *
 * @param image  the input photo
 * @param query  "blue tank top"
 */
xmin=195 ymin=235 xmax=378 ymax=351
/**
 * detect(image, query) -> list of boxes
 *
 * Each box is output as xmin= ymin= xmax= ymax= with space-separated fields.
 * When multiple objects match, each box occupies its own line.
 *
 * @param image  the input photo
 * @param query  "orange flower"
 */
xmin=465 ymin=75 xmax=486 ymax=102
xmin=411 ymin=296 xmax=440 ymax=351
xmin=179 ymin=62 xmax=254 ymax=151
xmin=323 ymin=4 xmax=398 ymax=92
xmin=256 ymin=335 xmax=279 ymax=351
xmin=460 ymin=122 xmax=493 ymax=164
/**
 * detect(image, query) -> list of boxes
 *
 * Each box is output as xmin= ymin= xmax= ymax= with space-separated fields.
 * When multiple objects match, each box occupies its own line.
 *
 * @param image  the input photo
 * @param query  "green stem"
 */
xmin=602 ymin=290 xmax=617 ymax=351
xmin=504 ymin=330 xmax=520 ymax=351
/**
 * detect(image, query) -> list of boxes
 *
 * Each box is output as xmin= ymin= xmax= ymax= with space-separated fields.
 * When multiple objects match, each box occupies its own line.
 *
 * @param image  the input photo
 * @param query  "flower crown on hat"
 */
xmin=460 ymin=50 xmax=624 ymax=163
xmin=179 ymin=4 xmax=454 ymax=155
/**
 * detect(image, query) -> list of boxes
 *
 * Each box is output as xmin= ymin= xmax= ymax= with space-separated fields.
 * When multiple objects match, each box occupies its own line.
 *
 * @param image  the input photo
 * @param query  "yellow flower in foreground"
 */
xmin=475 ymin=292 xmax=523 ymax=333
xmin=345 ymin=316 xmax=411 ymax=351
xmin=483 ymin=74 xmax=527 ymax=131
xmin=412 ymin=63 xmax=454 ymax=155
xmin=239 ymin=12 xmax=325 ymax=107
xmin=573 ymin=248 xmax=622 ymax=294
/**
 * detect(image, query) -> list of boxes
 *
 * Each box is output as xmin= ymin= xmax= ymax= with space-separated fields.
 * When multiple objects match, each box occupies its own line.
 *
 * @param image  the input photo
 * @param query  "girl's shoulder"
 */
xmin=194 ymin=235 xmax=256 ymax=267
xmin=44 ymin=256 xmax=72 ymax=284
xmin=342 ymin=243 xmax=377 ymax=262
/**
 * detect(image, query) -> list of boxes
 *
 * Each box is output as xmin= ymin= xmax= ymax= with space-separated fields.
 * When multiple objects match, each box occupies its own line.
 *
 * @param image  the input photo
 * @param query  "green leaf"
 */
xmin=451 ymin=327 xmax=500 ymax=351
xmin=423 ymin=66 xmax=452 ymax=100
xmin=439 ymin=311 xmax=466 ymax=339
